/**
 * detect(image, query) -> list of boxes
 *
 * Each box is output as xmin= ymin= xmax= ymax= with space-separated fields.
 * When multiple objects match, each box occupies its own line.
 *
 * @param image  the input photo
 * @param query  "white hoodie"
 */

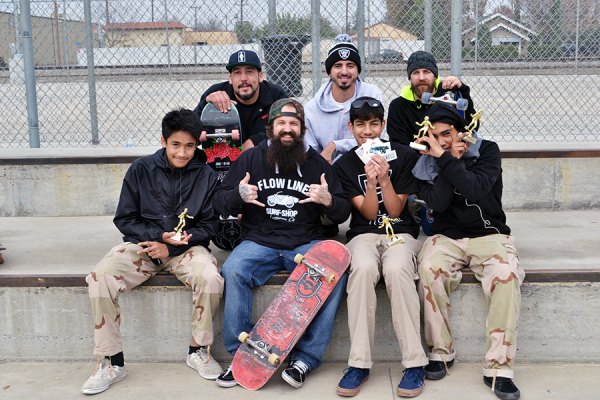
xmin=304 ymin=79 xmax=384 ymax=157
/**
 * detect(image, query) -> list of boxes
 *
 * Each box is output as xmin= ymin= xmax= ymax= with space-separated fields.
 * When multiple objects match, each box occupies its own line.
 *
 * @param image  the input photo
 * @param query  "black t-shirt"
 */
xmin=334 ymin=142 xmax=421 ymax=241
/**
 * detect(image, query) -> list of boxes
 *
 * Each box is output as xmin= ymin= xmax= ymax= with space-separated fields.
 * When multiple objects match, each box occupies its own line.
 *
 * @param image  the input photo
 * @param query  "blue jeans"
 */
xmin=221 ymin=239 xmax=348 ymax=371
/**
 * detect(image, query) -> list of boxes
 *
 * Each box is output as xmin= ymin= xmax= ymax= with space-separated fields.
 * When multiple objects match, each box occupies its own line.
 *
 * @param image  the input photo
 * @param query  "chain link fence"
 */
xmin=1 ymin=0 xmax=599 ymax=148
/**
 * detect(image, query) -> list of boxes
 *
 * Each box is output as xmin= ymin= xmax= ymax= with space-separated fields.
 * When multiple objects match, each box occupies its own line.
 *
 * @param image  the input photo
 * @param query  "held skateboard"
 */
xmin=231 ymin=240 xmax=351 ymax=390
xmin=199 ymin=103 xmax=244 ymax=250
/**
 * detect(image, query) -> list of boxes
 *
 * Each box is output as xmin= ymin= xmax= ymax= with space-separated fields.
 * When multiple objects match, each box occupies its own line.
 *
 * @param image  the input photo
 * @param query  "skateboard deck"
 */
xmin=231 ymin=240 xmax=351 ymax=390
xmin=200 ymin=103 xmax=244 ymax=250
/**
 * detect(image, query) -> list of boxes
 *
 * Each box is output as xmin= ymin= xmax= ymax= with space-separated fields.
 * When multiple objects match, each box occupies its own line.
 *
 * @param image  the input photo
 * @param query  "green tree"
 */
xmin=528 ymin=0 xmax=563 ymax=59
xmin=255 ymin=13 xmax=337 ymax=39
xmin=235 ymin=21 xmax=255 ymax=44
xmin=385 ymin=0 xmax=424 ymax=38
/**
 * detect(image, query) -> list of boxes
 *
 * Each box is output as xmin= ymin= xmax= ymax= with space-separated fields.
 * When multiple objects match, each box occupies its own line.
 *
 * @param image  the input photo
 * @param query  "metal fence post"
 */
xmin=311 ymin=0 xmax=321 ymax=96
xmin=356 ymin=0 xmax=365 ymax=59
xmin=450 ymin=0 xmax=463 ymax=77
xmin=19 ymin=0 xmax=40 ymax=148
xmin=268 ymin=0 xmax=276 ymax=36
xmin=83 ymin=0 xmax=99 ymax=144
xmin=424 ymin=0 xmax=432 ymax=52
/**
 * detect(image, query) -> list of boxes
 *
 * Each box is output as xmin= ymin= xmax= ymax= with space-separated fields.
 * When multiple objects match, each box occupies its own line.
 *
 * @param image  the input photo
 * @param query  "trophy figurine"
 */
xmin=172 ymin=208 xmax=194 ymax=241
xmin=462 ymin=110 xmax=484 ymax=144
xmin=409 ymin=116 xmax=434 ymax=151
xmin=378 ymin=215 xmax=405 ymax=245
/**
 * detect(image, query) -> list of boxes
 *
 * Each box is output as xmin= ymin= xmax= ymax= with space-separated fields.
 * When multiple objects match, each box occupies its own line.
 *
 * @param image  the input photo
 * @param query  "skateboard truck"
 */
xmin=294 ymin=254 xmax=335 ymax=284
xmin=238 ymin=332 xmax=280 ymax=366
xmin=421 ymin=91 xmax=469 ymax=111
xmin=200 ymin=129 xmax=240 ymax=142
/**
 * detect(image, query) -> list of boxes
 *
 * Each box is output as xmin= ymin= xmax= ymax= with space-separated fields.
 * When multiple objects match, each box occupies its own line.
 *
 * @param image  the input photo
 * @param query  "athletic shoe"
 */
xmin=484 ymin=376 xmax=521 ymax=400
xmin=281 ymin=360 xmax=310 ymax=388
xmin=81 ymin=358 xmax=127 ymax=395
xmin=396 ymin=367 xmax=426 ymax=397
xmin=424 ymin=359 xmax=454 ymax=380
xmin=336 ymin=367 xmax=370 ymax=397
xmin=186 ymin=346 xmax=223 ymax=380
xmin=216 ymin=363 xmax=237 ymax=388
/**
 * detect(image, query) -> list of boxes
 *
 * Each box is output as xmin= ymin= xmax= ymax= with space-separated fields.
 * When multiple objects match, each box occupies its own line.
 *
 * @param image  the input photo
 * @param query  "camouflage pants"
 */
xmin=86 ymin=242 xmax=223 ymax=357
xmin=418 ymin=234 xmax=524 ymax=378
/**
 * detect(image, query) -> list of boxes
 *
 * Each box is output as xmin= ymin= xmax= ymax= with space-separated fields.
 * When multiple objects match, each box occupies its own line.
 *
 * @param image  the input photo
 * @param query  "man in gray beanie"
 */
xmin=304 ymin=34 xmax=384 ymax=164
xmin=387 ymin=50 xmax=476 ymax=147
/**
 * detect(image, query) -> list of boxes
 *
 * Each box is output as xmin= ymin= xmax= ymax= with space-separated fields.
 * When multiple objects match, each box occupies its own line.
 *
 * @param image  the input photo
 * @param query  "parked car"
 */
xmin=365 ymin=49 xmax=405 ymax=64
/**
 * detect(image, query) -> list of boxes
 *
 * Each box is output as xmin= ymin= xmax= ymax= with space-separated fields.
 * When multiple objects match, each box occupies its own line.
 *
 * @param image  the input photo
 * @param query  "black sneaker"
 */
xmin=483 ymin=376 xmax=520 ymax=400
xmin=281 ymin=360 xmax=310 ymax=388
xmin=424 ymin=359 xmax=454 ymax=380
xmin=216 ymin=363 xmax=237 ymax=388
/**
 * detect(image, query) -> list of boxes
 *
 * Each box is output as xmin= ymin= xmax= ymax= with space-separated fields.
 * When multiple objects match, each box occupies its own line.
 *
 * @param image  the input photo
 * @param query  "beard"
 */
xmin=267 ymin=132 xmax=307 ymax=173
xmin=235 ymin=84 xmax=258 ymax=100
xmin=412 ymin=81 xmax=435 ymax=100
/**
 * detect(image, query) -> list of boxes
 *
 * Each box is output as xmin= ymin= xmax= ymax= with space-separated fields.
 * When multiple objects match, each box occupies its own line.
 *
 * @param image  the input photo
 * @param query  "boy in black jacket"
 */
xmin=212 ymin=98 xmax=351 ymax=389
xmin=81 ymin=109 xmax=224 ymax=395
xmin=413 ymin=103 xmax=524 ymax=400
xmin=333 ymin=97 xmax=427 ymax=398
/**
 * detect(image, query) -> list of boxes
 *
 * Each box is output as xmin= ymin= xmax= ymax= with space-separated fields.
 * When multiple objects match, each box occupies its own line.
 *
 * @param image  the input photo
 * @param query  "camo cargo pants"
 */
xmin=86 ymin=242 xmax=224 ymax=357
xmin=418 ymin=234 xmax=524 ymax=378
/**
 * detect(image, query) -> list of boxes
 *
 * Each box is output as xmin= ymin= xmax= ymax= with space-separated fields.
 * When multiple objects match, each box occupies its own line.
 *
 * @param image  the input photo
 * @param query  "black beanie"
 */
xmin=427 ymin=102 xmax=466 ymax=132
xmin=325 ymin=42 xmax=362 ymax=75
xmin=407 ymin=50 xmax=438 ymax=78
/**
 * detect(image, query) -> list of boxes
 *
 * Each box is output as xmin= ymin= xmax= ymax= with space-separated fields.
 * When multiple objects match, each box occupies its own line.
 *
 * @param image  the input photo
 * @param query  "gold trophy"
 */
xmin=378 ymin=215 xmax=405 ymax=245
xmin=462 ymin=110 xmax=484 ymax=144
xmin=172 ymin=208 xmax=194 ymax=241
xmin=409 ymin=116 xmax=434 ymax=151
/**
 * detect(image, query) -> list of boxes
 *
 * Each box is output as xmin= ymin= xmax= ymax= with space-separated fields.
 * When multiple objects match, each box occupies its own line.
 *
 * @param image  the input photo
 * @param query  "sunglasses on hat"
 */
xmin=351 ymin=99 xmax=381 ymax=109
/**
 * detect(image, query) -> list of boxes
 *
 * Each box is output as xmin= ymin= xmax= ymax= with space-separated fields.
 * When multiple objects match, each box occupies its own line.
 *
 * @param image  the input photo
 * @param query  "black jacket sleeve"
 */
xmin=113 ymin=165 xmax=164 ymax=242
xmin=194 ymin=82 xmax=231 ymax=116
xmin=387 ymin=98 xmax=412 ymax=146
xmin=212 ymin=153 xmax=249 ymax=217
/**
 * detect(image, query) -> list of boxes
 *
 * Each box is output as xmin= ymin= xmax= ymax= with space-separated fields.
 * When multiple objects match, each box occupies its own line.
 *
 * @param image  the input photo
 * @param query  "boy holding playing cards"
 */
xmin=333 ymin=97 xmax=428 ymax=398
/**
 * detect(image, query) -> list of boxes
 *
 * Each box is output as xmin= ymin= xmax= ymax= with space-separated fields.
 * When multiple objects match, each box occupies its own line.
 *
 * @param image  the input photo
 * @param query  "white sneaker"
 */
xmin=81 ymin=358 xmax=127 ymax=395
xmin=186 ymin=347 xmax=223 ymax=380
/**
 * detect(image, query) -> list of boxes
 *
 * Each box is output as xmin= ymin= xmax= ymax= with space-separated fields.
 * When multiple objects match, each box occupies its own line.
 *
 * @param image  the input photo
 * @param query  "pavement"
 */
xmin=1 ymin=361 xmax=599 ymax=400
xmin=1 ymin=209 xmax=600 ymax=276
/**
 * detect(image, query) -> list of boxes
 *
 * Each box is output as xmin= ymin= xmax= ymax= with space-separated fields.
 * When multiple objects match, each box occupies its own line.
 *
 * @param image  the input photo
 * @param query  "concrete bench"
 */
xmin=2 ymin=211 xmax=600 ymax=364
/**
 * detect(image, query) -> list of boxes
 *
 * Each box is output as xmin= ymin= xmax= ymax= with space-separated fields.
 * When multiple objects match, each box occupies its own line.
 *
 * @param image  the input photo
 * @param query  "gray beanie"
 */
xmin=407 ymin=51 xmax=438 ymax=78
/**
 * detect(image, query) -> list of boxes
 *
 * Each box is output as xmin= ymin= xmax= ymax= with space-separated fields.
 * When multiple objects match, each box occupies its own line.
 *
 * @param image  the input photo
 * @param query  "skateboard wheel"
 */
xmin=456 ymin=98 xmax=469 ymax=111
xmin=325 ymin=274 xmax=335 ymax=284
xmin=294 ymin=254 xmax=304 ymax=264
xmin=421 ymin=92 xmax=432 ymax=104
xmin=231 ymin=130 xmax=240 ymax=141
xmin=200 ymin=131 xmax=207 ymax=142
xmin=267 ymin=353 xmax=280 ymax=366
xmin=238 ymin=332 xmax=250 ymax=343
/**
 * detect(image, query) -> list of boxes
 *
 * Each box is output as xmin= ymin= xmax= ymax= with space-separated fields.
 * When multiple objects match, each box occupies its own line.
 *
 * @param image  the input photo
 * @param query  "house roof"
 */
xmin=104 ymin=21 xmax=186 ymax=31
xmin=463 ymin=13 xmax=536 ymax=36
xmin=352 ymin=22 xmax=417 ymax=41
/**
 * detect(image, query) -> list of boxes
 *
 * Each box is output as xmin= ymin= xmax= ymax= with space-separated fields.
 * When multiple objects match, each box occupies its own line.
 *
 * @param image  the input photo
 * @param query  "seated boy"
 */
xmin=333 ymin=97 xmax=427 ymax=397
xmin=81 ymin=109 xmax=224 ymax=395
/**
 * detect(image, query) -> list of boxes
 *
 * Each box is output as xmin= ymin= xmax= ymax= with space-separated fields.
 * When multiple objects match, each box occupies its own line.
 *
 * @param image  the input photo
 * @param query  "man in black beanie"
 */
xmin=304 ymin=34 xmax=384 ymax=164
xmin=387 ymin=50 xmax=476 ymax=148
xmin=412 ymin=102 xmax=524 ymax=400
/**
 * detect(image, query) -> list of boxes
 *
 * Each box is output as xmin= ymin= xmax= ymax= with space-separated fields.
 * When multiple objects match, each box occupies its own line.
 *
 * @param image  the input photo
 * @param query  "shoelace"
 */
xmin=491 ymin=370 xmax=497 ymax=393
xmin=291 ymin=361 xmax=309 ymax=375
xmin=342 ymin=368 xmax=367 ymax=380
xmin=196 ymin=347 xmax=210 ymax=360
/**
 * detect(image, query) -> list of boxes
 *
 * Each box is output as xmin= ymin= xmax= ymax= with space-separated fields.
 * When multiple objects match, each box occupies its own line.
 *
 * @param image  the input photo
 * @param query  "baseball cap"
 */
xmin=226 ymin=50 xmax=262 ymax=72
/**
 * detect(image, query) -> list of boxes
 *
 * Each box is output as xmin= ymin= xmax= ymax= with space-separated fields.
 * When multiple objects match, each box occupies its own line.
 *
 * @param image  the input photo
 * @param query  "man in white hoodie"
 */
xmin=304 ymin=36 xmax=384 ymax=164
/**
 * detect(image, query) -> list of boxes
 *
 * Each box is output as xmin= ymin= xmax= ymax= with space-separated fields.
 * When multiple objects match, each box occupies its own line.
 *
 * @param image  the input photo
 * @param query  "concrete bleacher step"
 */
xmin=2 ymin=210 xmax=599 ymax=364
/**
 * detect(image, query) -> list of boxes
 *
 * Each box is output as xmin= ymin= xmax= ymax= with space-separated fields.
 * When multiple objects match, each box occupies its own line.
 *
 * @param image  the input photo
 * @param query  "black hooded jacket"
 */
xmin=417 ymin=140 xmax=510 ymax=239
xmin=114 ymin=148 xmax=219 ymax=256
xmin=213 ymin=140 xmax=351 ymax=249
